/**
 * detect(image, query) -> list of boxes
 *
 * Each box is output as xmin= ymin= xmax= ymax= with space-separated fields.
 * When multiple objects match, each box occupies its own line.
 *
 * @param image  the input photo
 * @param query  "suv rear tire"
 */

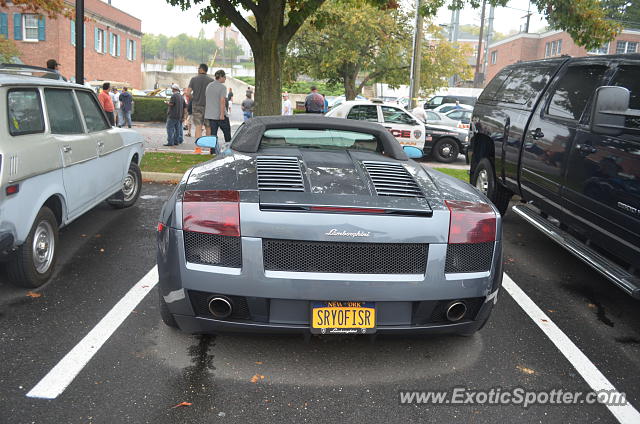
xmin=432 ymin=138 xmax=460 ymax=163
xmin=108 ymin=162 xmax=142 ymax=209
xmin=7 ymin=207 xmax=59 ymax=288
xmin=471 ymin=158 xmax=512 ymax=216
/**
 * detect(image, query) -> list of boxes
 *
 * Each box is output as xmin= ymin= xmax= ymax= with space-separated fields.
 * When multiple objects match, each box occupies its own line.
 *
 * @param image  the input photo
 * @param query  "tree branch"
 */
xmin=237 ymin=0 xmax=259 ymax=16
xmin=358 ymin=65 xmax=410 ymax=91
xmin=211 ymin=0 xmax=259 ymax=46
xmin=279 ymin=0 xmax=326 ymax=44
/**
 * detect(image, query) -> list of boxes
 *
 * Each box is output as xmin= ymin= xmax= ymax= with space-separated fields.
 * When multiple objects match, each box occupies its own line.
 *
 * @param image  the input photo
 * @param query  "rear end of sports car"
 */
xmin=157 ymin=119 xmax=502 ymax=336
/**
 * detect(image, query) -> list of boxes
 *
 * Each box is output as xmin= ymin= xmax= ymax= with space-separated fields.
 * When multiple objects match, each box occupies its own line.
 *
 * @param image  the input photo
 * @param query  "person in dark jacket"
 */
xmin=118 ymin=87 xmax=134 ymax=128
xmin=164 ymin=84 xmax=184 ymax=146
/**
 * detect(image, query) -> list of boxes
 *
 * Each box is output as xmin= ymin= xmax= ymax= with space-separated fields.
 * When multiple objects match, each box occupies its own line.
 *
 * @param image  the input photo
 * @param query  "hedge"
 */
xmin=132 ymin=96 xmax=167 ymax=122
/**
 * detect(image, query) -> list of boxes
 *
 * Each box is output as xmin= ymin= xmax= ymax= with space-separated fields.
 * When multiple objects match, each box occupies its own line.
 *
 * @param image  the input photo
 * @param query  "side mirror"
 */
xmin=591 ymin=86 xmax=629 ymax=136
xmin=403 ymin=145 xmax=423 ymax=159
xmin=195 ymin=136 xmax=217 ymax=149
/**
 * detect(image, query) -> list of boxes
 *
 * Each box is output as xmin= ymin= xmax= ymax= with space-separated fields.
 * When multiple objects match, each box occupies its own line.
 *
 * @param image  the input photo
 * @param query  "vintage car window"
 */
xmin=346 ymin=105 xmax=378 ymax=122
xmin=610 ymin=65 xmax=640 ymax=130
xmin=44 ymin=89 xmax=84 ymax=134
xmin=381 ymin=106 xmax=416 ymax=125
xmin=76 ymin=90 xmax=110 ymax=132
xmin=261 ymin=128 xmax=380 ymax=152
xmin=7 ymin=88 xmax=45 ymax=136
xmin=547 ymin=65 xmax=608 ymax=120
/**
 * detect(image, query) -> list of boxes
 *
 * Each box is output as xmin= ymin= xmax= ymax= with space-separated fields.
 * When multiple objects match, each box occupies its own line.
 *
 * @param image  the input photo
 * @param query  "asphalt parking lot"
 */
xmin=1 ymin=182 xmax=639 ymax=423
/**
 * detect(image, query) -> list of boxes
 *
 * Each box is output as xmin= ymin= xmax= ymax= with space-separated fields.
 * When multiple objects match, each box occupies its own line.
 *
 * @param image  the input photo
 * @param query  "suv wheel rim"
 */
xmin=476 ymin=169 xmax=489 ymax=194
xmin=32 ymin=221 xmax=55 ymax=274
xmin=123 ymin=170 xmax=138 ymax=202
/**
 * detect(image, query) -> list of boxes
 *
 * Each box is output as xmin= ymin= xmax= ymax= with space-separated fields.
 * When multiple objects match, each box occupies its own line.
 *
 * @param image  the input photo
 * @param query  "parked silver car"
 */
xmin=0 ymin=67 xmax=144 ymax=287
xmin=157 ymin=116 xmax=502 ymax=336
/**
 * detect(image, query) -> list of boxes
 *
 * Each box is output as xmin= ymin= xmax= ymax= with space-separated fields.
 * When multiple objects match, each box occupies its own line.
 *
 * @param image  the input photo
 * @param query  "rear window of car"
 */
xmin=7 ymin=88 xmax=45 ymax=136
xmin=260 ymin=128 xmax=381 ymax=152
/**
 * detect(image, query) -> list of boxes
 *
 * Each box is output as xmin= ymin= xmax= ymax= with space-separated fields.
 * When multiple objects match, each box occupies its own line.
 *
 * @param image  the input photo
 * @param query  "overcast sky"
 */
xmin=108 ymin=0 xmax=548 ymax=38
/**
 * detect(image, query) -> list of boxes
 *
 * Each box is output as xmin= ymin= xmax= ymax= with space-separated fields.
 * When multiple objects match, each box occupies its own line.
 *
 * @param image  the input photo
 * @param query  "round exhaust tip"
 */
xmin=446 ymin=301 xmax=467 ymax=322
xmin=208 ymin=297 xmax=233 ymax=319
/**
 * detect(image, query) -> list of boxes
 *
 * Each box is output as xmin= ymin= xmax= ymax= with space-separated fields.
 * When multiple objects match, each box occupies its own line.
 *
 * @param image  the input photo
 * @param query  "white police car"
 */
xmin=325 ymin=99 xmax=426 ymax=150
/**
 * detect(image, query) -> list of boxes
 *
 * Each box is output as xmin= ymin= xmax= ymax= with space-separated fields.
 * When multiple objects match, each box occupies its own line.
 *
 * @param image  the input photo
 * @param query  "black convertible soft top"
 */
xmin=230 ymin=115 xmax=409 ymax=161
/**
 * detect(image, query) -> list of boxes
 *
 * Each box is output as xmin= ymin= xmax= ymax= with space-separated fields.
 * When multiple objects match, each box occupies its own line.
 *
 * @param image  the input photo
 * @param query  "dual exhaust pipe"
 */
xmin=208 ymin=296 xmax=233 ymax=319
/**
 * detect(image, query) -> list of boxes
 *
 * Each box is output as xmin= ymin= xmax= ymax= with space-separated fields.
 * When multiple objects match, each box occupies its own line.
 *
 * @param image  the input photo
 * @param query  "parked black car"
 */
xmin=468 ymin=54 xmax=640 ymax=298
xmin=424 ymin=95 xmax=477 ymax=110
xmin=423 ymin=123 xmax=469 ymax=163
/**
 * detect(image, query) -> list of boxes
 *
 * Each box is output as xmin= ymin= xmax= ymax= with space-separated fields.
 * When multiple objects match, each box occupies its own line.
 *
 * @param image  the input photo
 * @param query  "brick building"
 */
xmin=484 ymin=29 xmax=640 ymax=83
xmin=0 ymin=0 xmax=142 ymax=88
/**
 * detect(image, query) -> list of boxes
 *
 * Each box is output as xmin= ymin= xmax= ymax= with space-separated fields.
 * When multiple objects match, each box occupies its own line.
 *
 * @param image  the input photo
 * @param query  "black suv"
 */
xmin=468 ymin=54 xmax=640 ymax=298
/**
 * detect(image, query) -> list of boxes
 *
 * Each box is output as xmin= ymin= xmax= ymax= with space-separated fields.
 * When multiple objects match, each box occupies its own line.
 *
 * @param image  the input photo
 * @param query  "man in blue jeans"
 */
xmin=164 ymin=84 xmax=184 ymax=146
xmin=118 ymin=87 xmax=134 ymax=128
xmin=241 ymin=92 xmax=255 ymax=121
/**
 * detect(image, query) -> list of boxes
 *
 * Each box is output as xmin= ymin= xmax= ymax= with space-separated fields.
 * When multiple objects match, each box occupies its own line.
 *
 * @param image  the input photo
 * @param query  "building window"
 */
xmin=545 ymin=40 xmax=563 ymax=58
xmin=23 ymin=14 xmax=39 ymax=41
xmin=490 ymin=51 xmax=497 ymax=65
xmin=616 ymin=41 xmax=637 ymax=54
xmin=588 ymin=43 xmax=609 ymax=55
xmin=96 ymin=28 xmax=105 ymax=53
xmin=545 ymin=42 xmax=551 ymax=58
xmin=126 ymin=39 xmax=136 ymax=61
xmin=109 ymin=32 xmax=120 ymax=56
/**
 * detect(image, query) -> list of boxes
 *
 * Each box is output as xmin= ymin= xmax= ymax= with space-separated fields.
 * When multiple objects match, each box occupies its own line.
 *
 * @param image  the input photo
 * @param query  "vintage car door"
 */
xmin=43 ymin=88 xmax=99 ymax=218
xmin=75 ymin=89 xmax=125 ymax=199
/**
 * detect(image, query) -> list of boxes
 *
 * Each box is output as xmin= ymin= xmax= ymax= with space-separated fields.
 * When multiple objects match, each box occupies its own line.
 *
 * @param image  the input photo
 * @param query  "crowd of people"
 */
xmin=97 ymin=82 xmax=134 ymax=129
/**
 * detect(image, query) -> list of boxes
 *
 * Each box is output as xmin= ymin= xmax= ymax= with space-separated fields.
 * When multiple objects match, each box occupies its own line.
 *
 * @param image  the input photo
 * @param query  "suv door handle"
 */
xmin=530 ymin=128 xmax=544 ymax=140
xmin=62 ymin=145 xmax=72 ymax=153
xmin=576 ymin=143 xmax=598 ymax=154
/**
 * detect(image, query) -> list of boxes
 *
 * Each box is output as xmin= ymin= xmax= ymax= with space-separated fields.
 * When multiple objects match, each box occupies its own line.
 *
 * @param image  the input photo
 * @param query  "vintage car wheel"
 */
xmin=471 ymin=158 xmax=512 ymax=216
xmin=108 ymin=162 xmax=142 ymax=209
xmin=7 ymin=207 xmax=59 ymax=288
xmin=432 ymin=138 xmax=460 ymax=163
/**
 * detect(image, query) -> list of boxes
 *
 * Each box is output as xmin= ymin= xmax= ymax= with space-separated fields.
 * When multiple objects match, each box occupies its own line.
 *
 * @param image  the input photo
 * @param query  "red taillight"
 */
xmin=182 ymin=190 xmax=240 ymax=236
xmin=6 ymin=184 xmax=19 ymax=195
xmin=157 ymin=222 xmax=165 ymax=232
xmin=445 ymin=200 xmax=496 ymax=244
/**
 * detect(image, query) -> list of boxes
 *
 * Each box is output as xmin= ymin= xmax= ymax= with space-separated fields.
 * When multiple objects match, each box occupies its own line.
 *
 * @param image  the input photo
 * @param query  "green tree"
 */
xmin=419 ymin=27 xmax=474 ymax=94
xmin=0 ymin=36 xmax=20 ymax=63
xmin=286 ymin=1 xmax=412 ymax=99
xmin=167 ymin=0 xmax=621 ymax=116
xmin=603 ymin=0 xmax=640 ymax=29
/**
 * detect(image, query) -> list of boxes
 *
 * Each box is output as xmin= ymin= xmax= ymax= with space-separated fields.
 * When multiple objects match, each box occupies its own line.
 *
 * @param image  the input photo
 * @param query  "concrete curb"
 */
xmin=142 ymin=171 xmax=183 ymax=184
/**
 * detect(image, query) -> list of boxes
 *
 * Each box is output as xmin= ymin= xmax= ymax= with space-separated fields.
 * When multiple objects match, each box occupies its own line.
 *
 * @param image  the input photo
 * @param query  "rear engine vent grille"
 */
xmin=445 ymin=242 xmax=494 ymax=273
xmin=256 ymin=156 xmax=305 ymax=192
xmin=263 ymin=239 xmax=428 ymax=274
xmin=362 ymin=161 xmax=423 ymax=197
xmin=184 ymin=231 xmax=242 ymax=267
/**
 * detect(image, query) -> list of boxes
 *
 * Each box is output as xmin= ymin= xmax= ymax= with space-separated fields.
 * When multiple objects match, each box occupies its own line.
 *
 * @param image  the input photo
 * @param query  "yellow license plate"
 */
xmin=310 ymin=301 xmax=376 ymax=334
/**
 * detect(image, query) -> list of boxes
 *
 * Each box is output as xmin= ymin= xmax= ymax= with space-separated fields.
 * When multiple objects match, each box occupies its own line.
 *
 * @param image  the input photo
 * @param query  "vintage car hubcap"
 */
xmin=123 ymin=171 xmax=137 ymax=202
xmin=32 ymin=221 xmax=54 ymax=274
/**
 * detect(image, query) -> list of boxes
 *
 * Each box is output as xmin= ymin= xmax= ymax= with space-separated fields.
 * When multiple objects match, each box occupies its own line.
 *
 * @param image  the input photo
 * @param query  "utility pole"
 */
xmin=482 ymin=5 xmax=495 ymax=81
xmin=75 ymin=0 xmax=84 ymax=84
xmin=223 ymin=26 xmax=227 ymax=71
xmin=523 ymin=1 xmax=532 ymax=33
xmin=448 ymin=9 xmax=460 ymax=87
xmin=408 ymin=0 xmax=424 ymax=110
xmin=474 ymin=0 xmax=487 ymax=87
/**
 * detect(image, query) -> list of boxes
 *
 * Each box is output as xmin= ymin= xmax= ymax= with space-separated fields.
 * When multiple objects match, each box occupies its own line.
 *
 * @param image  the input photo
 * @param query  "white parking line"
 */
xmin=503 ymin=273 xmax=640 ymax=424
xmin=26 ymin=266 xmax=158 ymax=400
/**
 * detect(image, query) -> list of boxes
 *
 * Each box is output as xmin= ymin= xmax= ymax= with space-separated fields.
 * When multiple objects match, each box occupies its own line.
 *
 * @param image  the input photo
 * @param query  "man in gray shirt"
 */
xmin=186 ymin=63 xmax=213 ymax=140
xmin=205 ymin=69 xmax=231 ymax=154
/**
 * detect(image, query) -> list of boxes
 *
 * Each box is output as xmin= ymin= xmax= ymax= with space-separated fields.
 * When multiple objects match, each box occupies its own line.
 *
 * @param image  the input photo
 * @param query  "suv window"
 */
xmin=610 ymin=65 xmax=640 ymax=130
xmin=44 ymin=89 xmax=84 ymax=134
xmin=478 ymin=68 xmax=511 ymax=102
xmin=429 ymin=96 xmax=443 ymax=106
xmin=546 ymin=65 xmax=608 ymax=120
xmin=7 ymin=88 xmax=45 ymax=136
xmin=346 ymin=105 xmax=378 ymax=122
xmin=76 ymin=90 xmax=110 ymax=132
xmin=381 ymin=106 xmax=416 ymax=125
xmin=497 ymin=65 xmax=556 ymax=106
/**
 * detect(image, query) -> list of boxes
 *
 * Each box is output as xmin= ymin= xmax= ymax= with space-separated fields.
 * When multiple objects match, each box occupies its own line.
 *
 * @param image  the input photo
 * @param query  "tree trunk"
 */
xmin=343 ymin=65 xmax=358 ymax=100
xmin=253 ymin=41 xmax=283 ymax=116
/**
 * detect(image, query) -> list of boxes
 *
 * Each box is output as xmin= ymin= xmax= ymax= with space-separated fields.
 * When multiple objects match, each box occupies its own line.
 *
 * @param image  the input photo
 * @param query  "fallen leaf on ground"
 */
xmin=26 ymin=291 xmax=41 ymax=298
xmin=250 ymin=374 xmax=265 ymax=383
xmin=516 ymin=365 xmax=535 ymax=375
xmin=171 ymin=402 xmax=192 ymax=409
xmin=547 ymin=309 xmax=556 ymax=313
xmin=255 ymin=361 xmax=263 ymax=365
xmin=99 ymin=248 xmax=105 ymax=253
xmin=588 ymin=303 xmax=596 ymax=309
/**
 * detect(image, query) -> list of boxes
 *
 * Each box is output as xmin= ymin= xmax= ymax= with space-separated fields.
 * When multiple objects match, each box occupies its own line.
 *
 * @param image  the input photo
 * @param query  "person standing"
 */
xmin=453 ymin=100 xmax=462 ymax=110
xmin=227 ymin=87 xmax=234 ymax=113
xmin=304 ymin=86 xmax=324 ymax=114
xmin=186 ymin=64 xmax=213 ymax=141
xmin=205 ymin=69 xmax=231 ymax=154
xmin=98 ymin=82 xmax=115 ymax=126
xmin=46 ymin=59 xmax=67 ymax=81
xmin=112 ymin=87 xmax=122 ymax=127
xmin=119 ymin=87 xmax=134 ymax=128
xmin=282 ymin=92 xmax=293 ymax=116
xmin=241 ymin=92 xmax=255 ymax=121
xmin=184 ymin=91 xmax=192 ymax=137
xmin=322 ymin=93 xmax=329 ymax=114
xmin=164 ymin=84 xmax=184 ymax=146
